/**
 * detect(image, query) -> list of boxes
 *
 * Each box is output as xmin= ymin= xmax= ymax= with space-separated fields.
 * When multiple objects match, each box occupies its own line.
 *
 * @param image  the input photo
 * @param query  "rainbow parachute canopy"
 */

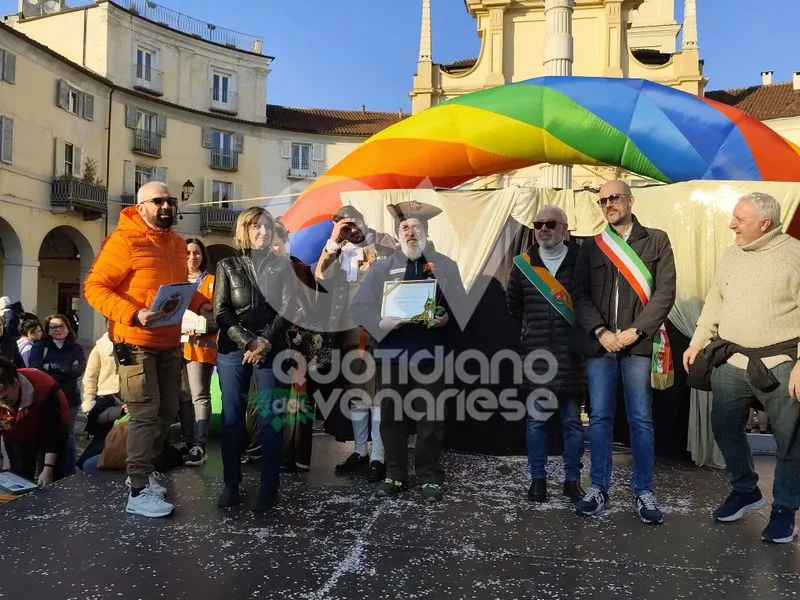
xmin=282 ymin=76 xmax=800 ymax=235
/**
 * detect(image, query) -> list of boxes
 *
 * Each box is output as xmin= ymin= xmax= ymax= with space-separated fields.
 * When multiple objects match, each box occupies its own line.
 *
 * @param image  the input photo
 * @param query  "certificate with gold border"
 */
xmin=381 ymin=280 xmax=437 ymax=319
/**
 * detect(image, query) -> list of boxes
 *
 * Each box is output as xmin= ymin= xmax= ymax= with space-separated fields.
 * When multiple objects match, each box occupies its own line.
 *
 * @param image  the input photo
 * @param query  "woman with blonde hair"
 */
xmin=213 ymin=206 xmax=298 ymax=511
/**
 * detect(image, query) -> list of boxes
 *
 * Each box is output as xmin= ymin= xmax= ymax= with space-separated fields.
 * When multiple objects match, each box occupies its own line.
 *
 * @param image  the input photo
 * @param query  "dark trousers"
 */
xmin=379 ymin=361 xmax=445 ymax=485
xmin=216 ymin=350 xmax=285 ymax=489
xmin=711 ymin=361 xmax=800 ymax=510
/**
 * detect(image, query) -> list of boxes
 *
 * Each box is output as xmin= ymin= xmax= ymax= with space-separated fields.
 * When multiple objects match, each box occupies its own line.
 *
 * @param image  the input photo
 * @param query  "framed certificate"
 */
xmin=381 ymin=280 xmax=437 ymax=319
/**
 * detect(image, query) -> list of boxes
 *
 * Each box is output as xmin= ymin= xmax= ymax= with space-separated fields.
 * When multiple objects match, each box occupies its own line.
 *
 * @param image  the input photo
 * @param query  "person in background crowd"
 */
xmin=351 ymin=201 xmax=467 ymax=503
xmin=506 ymin=205 xmax=587 ymax=504
xmin=78 ymin=319 xmax=123 ymax=471
xmin=0 ymin=357 xmax=70 ymax=486
xmin=0 ymin=297 xmax=23 ymax=341
xmin=83 ymin=181 xmax=212 ymax=518
xmin=17 ymin=319 xmax=43 ymax=367
xmin=315 ymin=206 xmax=396 ymax=482
xmin=179 ymin=237 xmax=217 ymax=467
xmin=684 ymin=192 xmax=800 ymax=544
xmin=0 ymin=314 xmax=24 ymax=367
xmin=213 ymin=207 xmax=297 ymax=511
xmin=572 ymin=180 xmax=676 ymax=525
xmin=29 ymin=313 xmax=87 ymax=476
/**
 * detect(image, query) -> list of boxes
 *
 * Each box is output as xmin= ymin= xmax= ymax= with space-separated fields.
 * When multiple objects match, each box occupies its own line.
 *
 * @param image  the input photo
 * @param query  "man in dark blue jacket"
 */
xmin=350 ymin=201 xmax=467 ymax=502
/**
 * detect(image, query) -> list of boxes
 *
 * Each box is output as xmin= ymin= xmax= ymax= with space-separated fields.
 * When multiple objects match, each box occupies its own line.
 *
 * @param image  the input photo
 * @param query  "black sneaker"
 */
xmin=334 ymin=453 xmax=369 ymax=475
xmin=575 ymin=486 xmax=610 ymax=516
xmin=185 ymin=446 xmax=206 ymax=466
xmin=761 ymin=506 xmax=798 ymax=543
xmin=713 ymin=489 xmax=767 ymax=522
xmin=368 ymin=460 xmax=386 ymax=483
xmin=635 ymin=492 xmax=664 ymax=525
xmin=527 ymin=478 xmax=547 ymax=502
xmin=218 ymin=484 xmax=240 ymax=508
xmin=376 ymin=478 xmax=407 ymax=498
xmin=253 ymin=487 xmax=279 ymax=512
xmin=421 ymin=483 xmax=444 ymax=503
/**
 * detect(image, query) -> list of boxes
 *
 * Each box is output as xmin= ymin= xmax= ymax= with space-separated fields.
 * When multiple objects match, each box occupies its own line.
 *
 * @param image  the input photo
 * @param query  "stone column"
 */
xmin=410 ymin=0 xmax=435 ymax=113
xmin=541 ymin=0 xmax=574 ymax=189
xmin=603 ymin=0 xmax=625 ymax=78
xmin=484 ymin=7 xmax=506 ymax=87
xmin=682 ymin=0 xmax=698 ymax=50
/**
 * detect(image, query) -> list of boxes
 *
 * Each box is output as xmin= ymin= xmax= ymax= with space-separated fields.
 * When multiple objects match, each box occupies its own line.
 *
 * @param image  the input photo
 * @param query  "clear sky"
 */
xmin=1 ymin=0 xmax=795 ymax=112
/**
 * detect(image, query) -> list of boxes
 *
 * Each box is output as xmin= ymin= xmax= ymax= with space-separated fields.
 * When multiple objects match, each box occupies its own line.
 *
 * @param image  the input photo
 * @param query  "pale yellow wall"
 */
xmin=765 ymin=117 xmax=800 ymax=146
xmin=107 ymin=93 xmax=263 ymax=239
xmin=628 ymin=0 xmax=680 ymax=52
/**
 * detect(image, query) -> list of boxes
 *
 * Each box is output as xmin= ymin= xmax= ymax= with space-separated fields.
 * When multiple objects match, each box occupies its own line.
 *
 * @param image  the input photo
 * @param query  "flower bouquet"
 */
xmin=410 ymin=297 xmax=447 ymax=329
xmin=286 ymin=325 xmax=331 ymax=368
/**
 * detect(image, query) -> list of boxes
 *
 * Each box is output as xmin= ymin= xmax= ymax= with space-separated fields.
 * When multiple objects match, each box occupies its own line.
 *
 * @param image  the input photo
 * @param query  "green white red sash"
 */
xmin=594 ymin=224 xmax=674 ymax=390
xmin=513 ymin=252 xmax=576 ymax=326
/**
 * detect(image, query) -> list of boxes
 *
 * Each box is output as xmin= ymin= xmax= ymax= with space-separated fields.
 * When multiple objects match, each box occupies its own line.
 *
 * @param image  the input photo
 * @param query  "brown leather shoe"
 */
xmin=563 ymin=481 xmax=586 ymax=503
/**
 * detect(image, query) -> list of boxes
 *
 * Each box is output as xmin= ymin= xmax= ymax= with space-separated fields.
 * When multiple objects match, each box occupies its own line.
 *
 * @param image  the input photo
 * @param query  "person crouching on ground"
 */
xmin=0 ymin=357 xmax=70 ymax=486
xmin=213 ymin=207 xmax=298 ymax=511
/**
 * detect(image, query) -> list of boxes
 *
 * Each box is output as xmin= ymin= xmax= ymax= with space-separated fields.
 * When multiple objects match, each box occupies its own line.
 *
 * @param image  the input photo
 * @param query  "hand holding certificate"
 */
xmin=144 ymin=281 xmax=200 ymax=328
xmin=381 ymin=280 xmax=447 ymax=329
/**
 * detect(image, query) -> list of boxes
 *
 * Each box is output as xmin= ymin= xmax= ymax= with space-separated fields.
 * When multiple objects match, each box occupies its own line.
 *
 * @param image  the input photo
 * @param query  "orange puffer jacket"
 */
xmin=83 ymin=207 xmax=205 ymax=350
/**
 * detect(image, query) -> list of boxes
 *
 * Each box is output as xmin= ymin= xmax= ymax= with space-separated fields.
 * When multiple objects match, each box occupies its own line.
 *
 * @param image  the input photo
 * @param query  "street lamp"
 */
xmin=181 ymin=179 xmax=195 ymax=202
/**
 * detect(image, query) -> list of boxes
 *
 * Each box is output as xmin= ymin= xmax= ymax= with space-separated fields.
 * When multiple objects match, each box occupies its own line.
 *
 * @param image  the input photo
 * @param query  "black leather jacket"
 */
xmin=213 ymin=249 xmax=298 ymax=356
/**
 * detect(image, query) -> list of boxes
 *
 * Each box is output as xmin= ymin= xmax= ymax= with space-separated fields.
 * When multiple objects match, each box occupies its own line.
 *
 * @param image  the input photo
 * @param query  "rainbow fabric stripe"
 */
xmin=283 ymin=76 xmax=800 ymax=234
xmin=512 ymin=253 xmax=576 ymax=326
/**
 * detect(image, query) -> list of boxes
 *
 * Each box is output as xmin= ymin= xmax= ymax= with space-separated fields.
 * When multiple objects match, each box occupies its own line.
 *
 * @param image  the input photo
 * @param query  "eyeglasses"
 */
xmin=49 ymin=324 xmax=66 ymax=331
xmin=143 ymin=196 xmax=178 ymax=207
xmin=597 ymin=193 xmax=630 ymax=207
xmin=533 ymin=220 xmax=561 ymax=230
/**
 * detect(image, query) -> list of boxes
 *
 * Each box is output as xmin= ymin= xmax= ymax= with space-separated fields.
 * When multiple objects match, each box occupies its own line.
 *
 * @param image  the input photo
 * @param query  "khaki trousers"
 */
xmin=118 ymin=347 xmax=182 ymax=489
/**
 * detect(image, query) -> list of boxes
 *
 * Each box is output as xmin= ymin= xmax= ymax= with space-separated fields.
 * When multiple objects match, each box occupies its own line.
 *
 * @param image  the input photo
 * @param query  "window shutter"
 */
xmin=57 ymin=79 xmax=70 ymax=109
xmin=279 ymin=140 xmax=291 ymax=159
xmin=73 ymin=146 xmax=84 ymax=178
xmin=153 ymin=166 xmax=168 ymax=184
xmin=77 ymin=92 xmax=85 ymax=118
xmin=312 ymin=143 xmax=325 ymax=162
xmin=3 ymin=51 xmax=16 ymax=84
xmin=204 ymin=178 xmax=212 ymax=203
xmin=202 ymin=127 xmax=214 ymax=149
xmin=234 ymin=133 xmax=244 ymax=154
xmin=234 ymin=183 xmax=244 ymax=205
xmin=0 ymin=117 xmax=12 ymax=164
xmin=83 ymin=93 xmax=94 ymax=121
xmin=156 ymin=114 xmax=167 ymax=137
xmin=54 ymin=139 xmax=66 ymax=176
xmin=125 ymin=104 xmax=138 ymax=129
xmin=123 ymin=160 xmax=135 ymax=195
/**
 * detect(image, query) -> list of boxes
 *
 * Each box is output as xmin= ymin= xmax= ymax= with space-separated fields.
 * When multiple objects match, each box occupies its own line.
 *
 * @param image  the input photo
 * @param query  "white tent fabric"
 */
xmin=343 ymin=181 xmax=800 ymax=467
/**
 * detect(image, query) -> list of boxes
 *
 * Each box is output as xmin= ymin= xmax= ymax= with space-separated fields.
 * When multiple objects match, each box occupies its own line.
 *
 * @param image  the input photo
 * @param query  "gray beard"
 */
xmin=401 ymin=237 xmax=426 ymax=260
xmin=540 ymin=238 xmax=562 ymax=249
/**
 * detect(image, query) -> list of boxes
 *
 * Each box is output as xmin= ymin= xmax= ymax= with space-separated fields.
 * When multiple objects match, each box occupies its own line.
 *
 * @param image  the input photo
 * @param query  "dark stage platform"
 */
xmin=1 ymin=437 xmax=798 ymax=599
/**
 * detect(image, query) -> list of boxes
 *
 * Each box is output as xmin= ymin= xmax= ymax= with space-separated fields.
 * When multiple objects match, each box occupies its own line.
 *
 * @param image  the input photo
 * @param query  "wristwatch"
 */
xmin=634 ymin=328 xmax=644 ymax=338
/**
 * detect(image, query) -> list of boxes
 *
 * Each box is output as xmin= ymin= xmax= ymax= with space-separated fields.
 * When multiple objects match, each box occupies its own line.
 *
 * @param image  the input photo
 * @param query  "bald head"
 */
xmin=597 ymin=179 xmax=634 ymax=229
xmin=137 ymin=181 xmax=169 ymax=205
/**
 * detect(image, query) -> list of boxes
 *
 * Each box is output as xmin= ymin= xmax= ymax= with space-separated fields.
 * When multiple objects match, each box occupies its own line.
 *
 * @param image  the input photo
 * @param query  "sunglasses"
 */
xmin=49 ymin=324 xmax=66 ymax=331
xmin=143 ymin=196 xmax=178 ymax=207
xmin=596 ymin=193 xmax=629 ymax=207
xmin=533 ymin=220 xmax=561 ymax=230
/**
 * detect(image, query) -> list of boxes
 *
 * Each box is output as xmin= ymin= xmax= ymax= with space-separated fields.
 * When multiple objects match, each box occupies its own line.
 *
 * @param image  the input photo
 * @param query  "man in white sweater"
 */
xmin=684 ymin=192 xmax=800 ymax=544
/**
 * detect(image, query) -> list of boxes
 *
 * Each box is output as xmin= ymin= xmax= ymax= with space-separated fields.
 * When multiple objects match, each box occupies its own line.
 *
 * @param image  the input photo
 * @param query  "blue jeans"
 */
xmin=526 ymin=394 xmax=584 ymax=481
xmin=216 ymin=351 xmax=286 ymax=489
xmin=82 ymin=454 xmax=100 ymax=472
xmin=63 ymin=406 xmax=79 ymax=476
xmin=711 ymin=362 xmax=800 ymax=510
xmin=586 ymin=353 xmax=654 ymax=495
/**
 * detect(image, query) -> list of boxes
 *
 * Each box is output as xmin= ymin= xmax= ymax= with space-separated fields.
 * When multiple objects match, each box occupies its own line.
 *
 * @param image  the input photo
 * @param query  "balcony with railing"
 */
xmin=51 ymin=177 xmax=109 ymax=220
xmin=115 ymin=0 xmax=264 ymax=54
xmin=132 ymin=129 xmax=161 ymax=157
xmin=132 ymin=64 xmax=164 ymax=96
xmin=200 ymin=204 xmax=239 ymax=233
xmin=209 ymin=89 xmax=239 ymax=115
xmin=210 ymin=148 xmax=238 ymax=171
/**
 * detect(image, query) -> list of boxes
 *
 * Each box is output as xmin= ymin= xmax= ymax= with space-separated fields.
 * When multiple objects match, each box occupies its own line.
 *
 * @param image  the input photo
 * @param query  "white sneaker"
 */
xmin=125 ymin=472 xmax=167 ymax=498
xmin=126 ymin=487 xmax=174 ymax=518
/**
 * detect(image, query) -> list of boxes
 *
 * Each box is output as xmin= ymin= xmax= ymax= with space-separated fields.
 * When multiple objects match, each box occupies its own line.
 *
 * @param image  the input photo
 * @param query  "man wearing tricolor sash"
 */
xmin=572 ymin=180 xmax=676 ymax=525
xmin=507 ymin=205 xmax=587 ymax=504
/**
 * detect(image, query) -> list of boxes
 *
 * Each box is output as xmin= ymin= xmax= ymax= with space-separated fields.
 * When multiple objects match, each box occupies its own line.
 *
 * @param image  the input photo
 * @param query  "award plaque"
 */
xmin=381 ymin=280 xmax=438 ymax=319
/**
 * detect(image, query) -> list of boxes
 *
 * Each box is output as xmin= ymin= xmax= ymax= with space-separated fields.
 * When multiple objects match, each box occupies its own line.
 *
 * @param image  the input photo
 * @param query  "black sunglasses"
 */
xmin=144 ymin=196 xmax=178 ymax=207
xmin=596 ymin=193 xmax=629 ymax=207
xmin=533 ymin=220 xmax=561 ymax=230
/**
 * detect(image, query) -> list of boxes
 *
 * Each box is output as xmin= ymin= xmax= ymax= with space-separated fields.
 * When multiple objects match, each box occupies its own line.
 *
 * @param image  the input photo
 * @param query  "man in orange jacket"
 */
xmin=83 ymin=181 xmax=212 ymax=518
